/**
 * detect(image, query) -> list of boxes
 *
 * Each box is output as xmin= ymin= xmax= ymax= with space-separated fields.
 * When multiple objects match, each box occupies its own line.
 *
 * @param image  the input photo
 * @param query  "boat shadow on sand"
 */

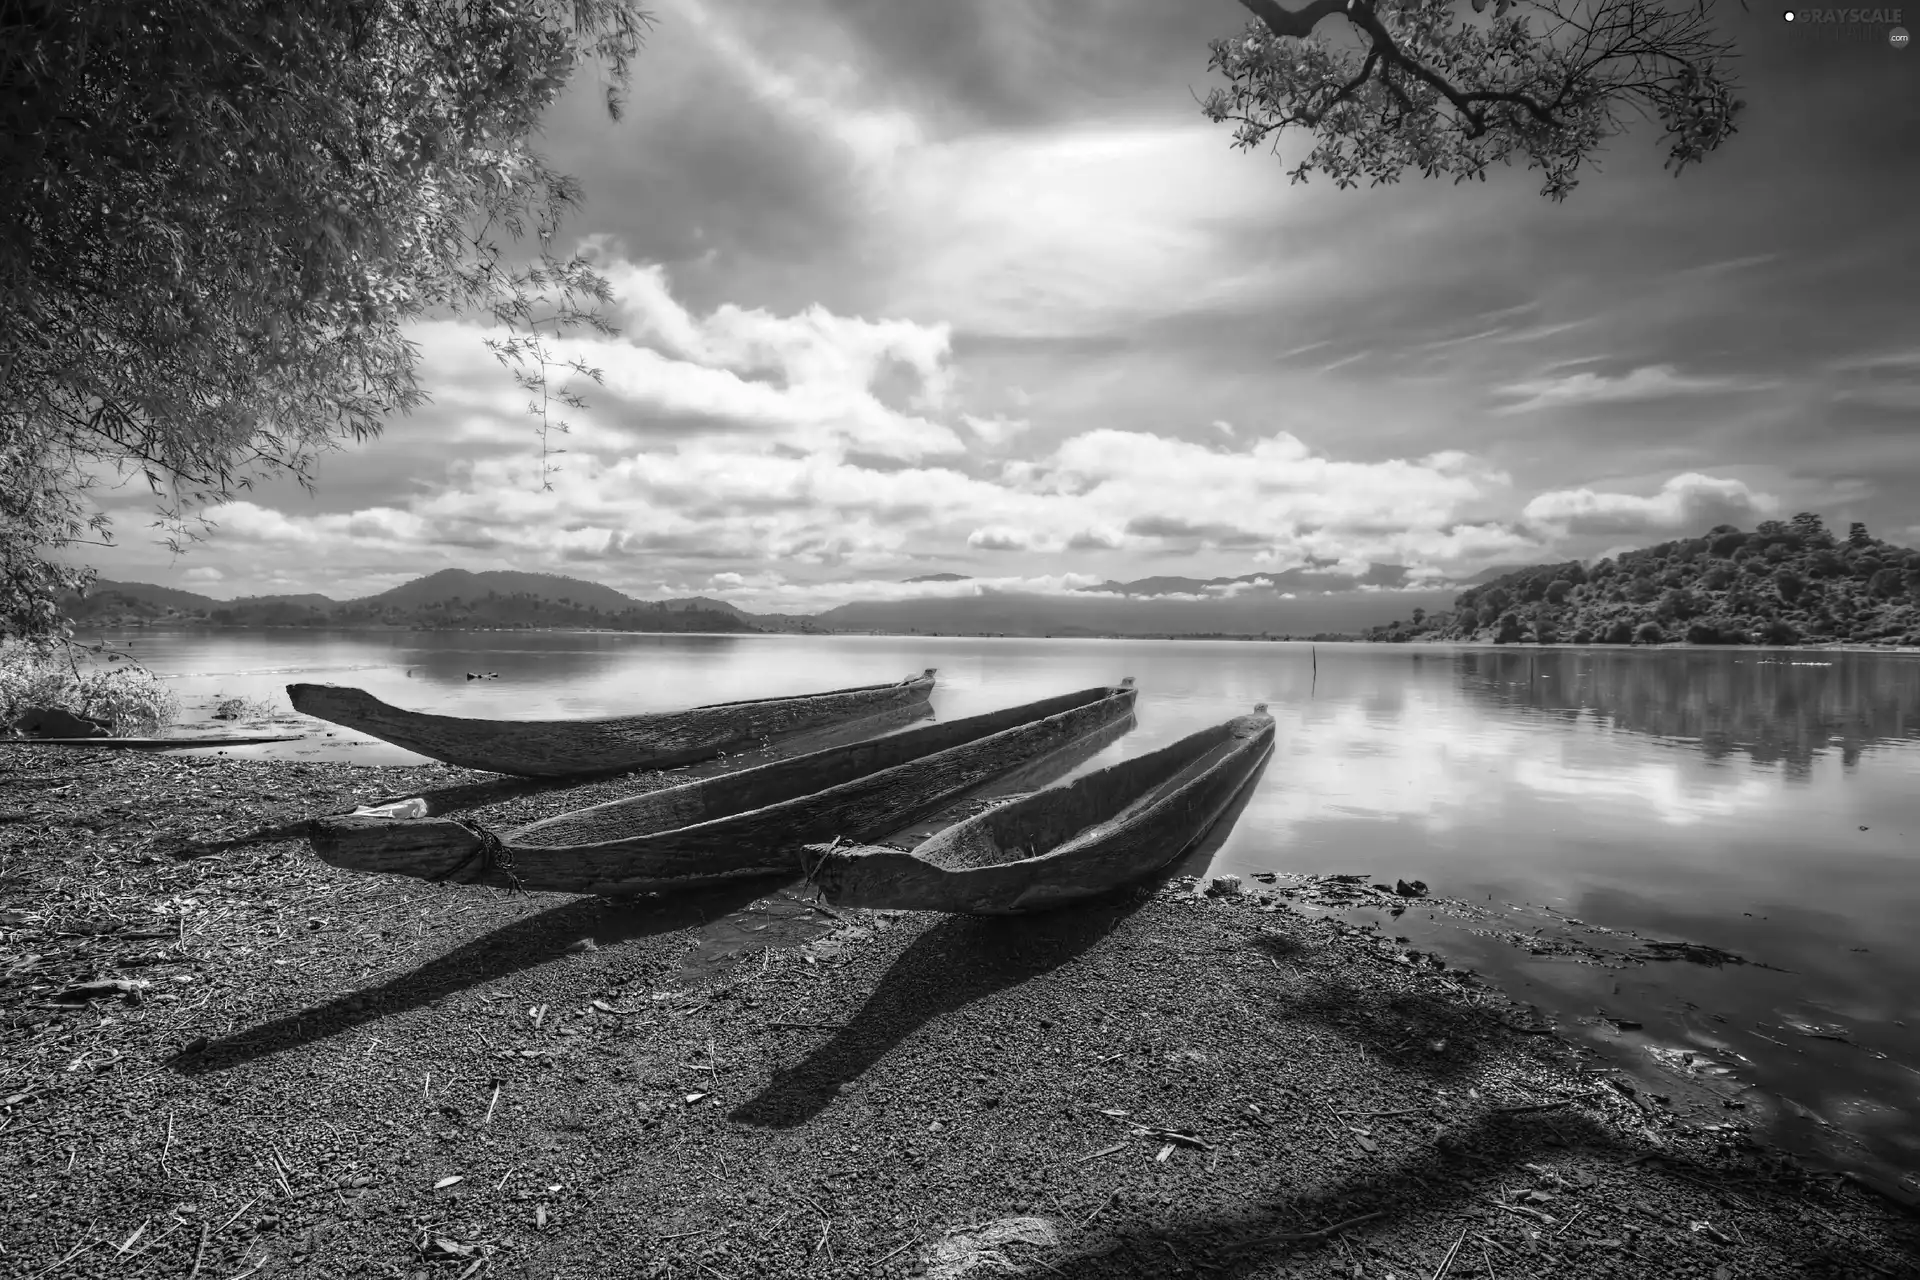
xmin=730 ymin=759 xmax=1272 ymax=1130
xmin=729 ymin=892 xmax=1159 ymax=1130
xmin=165 ymin=879 xmax=779 ymax=1076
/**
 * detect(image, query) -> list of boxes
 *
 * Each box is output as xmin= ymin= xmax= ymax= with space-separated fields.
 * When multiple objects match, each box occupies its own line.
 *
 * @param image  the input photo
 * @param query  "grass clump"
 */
xmin=0 ymin=641 xmax=179 ymax=735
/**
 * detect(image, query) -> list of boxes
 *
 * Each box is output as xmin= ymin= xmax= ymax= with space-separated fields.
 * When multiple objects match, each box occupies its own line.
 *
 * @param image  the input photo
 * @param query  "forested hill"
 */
xmin=1363 ymin=516 xmax=1920 ymax=647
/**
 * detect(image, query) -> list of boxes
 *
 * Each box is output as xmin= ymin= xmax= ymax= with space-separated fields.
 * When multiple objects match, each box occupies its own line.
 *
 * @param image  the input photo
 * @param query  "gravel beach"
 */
xmin=2 ymin=745 xmax=1916 ymax=1279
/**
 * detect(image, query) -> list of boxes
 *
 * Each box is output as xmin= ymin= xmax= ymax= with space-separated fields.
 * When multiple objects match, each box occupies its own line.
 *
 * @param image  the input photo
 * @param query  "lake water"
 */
xmin=81 ymin=628 xmax=1920 ymax=1197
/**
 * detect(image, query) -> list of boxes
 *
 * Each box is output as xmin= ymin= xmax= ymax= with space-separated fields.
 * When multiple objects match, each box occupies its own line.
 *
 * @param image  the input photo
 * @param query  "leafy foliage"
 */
xmin=1 ymin=0 xmax=650 ymax=643
xmin=1203 ymin=0 xmax=1744 ymax=200
xmin=0 ymin=642 xmax=179 ymax=735
xmin=1366 ymin=515 xmax=1920 ymax=646
xmin=2 ymin=432 xmax=104 ymax=650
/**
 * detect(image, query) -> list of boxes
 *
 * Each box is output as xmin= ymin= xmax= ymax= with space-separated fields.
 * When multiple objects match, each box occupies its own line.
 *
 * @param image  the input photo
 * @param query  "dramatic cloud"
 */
xmin=69 ymin=1 xmax=1920 ymax=603
xmin=1522 ymin=473 xmax=1779 ymax=537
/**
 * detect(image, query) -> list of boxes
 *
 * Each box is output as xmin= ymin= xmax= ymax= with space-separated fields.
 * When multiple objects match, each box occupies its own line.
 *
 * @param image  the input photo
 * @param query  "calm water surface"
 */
xmin=90 ymin=629 xmax=1920 ymax=1193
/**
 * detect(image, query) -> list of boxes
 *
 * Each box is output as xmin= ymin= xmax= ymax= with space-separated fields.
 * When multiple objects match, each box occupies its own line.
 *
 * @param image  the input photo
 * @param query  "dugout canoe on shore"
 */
xmin=286 ymin=669 xmax=939 ymax=777
xmin=806 ymin=705 xmax=1274 ymax=914
xmin=305 ymin=680 xmax=1139 ymax=896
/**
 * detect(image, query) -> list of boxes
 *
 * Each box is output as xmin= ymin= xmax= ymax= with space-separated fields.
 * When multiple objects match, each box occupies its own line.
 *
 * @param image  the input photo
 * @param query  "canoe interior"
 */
xmin=914 ymin=716 xmax=1261 ymax=872
xmin=510 ymin=683 xmax=1129 ymax=849
xmin=686 ymin=669 xmax=938 ymax=710
xmin=807 ymin=709 xmax=1274 ymax=914
xmin=712 ymin=698 xmax=935 ymax=764
xmin=871 ymin=709 xmax=1138 ymax=852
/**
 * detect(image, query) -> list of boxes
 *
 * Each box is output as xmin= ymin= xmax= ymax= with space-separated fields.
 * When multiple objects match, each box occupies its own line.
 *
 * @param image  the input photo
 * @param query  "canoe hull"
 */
xmin=810 ymin=710 xmax=1274 ymax=914
xmin=307 ymin=682 xmax=1140 ymax=896
xmin=286 ymin=670 xmax=937 ymax=777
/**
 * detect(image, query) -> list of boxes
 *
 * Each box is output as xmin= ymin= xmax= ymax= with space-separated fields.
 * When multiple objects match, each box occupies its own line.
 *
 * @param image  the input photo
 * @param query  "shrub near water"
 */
xmin=0 ymin=644 xmax=179 ymax=736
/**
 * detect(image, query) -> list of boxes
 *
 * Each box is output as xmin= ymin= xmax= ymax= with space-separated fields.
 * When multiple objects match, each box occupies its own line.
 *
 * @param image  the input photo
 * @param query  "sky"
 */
xmin=80 ymin=0 xmax=1920 ymax=611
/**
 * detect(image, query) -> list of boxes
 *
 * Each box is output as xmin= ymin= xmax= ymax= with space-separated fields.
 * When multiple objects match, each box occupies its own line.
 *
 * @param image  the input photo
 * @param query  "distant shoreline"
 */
xmin=65 ymin=622 xmax=1920 ymax=654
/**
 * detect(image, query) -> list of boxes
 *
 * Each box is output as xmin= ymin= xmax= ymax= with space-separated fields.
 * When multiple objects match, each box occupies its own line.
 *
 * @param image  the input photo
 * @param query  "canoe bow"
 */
xmin=806 ymin=704 xmax=1274 ymax=914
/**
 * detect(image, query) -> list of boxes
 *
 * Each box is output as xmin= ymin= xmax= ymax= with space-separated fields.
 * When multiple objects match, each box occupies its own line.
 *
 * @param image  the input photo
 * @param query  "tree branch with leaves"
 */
xmin=1203 ymin=0 xmax=1746 ymax=200
xmin=0 ymin=0 xmax=654 ymax=643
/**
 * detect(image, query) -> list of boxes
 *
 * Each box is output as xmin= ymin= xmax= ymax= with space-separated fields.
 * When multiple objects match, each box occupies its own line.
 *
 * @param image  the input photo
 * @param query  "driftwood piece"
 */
xmin=286 ymin=669 xmax=938 ymax=777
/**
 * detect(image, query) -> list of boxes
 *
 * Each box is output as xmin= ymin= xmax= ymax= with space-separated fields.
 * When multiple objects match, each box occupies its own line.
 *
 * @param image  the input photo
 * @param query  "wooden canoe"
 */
xmin=306 ymin=680 xmax=1139 ymax=896
xmin=806 ymin=705 xmax=1274 ymax=914
xmin=285 ymin=669 xmax=939 ymax=777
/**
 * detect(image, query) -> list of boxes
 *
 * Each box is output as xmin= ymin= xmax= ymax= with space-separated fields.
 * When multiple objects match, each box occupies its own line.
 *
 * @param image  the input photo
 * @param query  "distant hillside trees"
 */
xmin=1364 ymin=516 xmax=1920 ymax=647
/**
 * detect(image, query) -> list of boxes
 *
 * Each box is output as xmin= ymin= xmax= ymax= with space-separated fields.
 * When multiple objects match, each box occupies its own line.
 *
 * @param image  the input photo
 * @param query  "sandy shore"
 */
xmin=2 ymin=746 xmax=1916 ymax=1279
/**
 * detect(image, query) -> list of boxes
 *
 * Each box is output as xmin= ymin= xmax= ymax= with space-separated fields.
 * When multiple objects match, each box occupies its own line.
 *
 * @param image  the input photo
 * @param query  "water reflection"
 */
xmin=1454 ymin=648 xmax=1920 ymax=775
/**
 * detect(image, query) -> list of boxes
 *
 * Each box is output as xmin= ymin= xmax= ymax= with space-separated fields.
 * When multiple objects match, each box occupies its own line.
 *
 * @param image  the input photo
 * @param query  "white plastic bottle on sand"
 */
xmin=352 ymin=797 xmax=429 ymax=819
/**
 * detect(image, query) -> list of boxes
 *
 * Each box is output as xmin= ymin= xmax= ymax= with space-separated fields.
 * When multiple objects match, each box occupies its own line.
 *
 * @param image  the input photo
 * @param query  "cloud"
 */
xmin=877 ymin=122 xmax=1331 ymax=339
xmin=659 ymin=0 xmax=922 ymax=171
xmin=1824 ymin=347 xmax=1920 ymax=411
xmin=967 ymin=526 xmax=1032 ymax=551
xmin=961 ymin=413 xmax=1031 ymax=447
xmin=1014 ymin=429 xmax=1506 ymax=541
xmin=1492 ymin=364 xmax=1768 ymax=413
xmin=684 ymin=570 xmax=1108 ymax=612
xmin=1066 ymin=528 xmax=1125 ymax=551
xmin=1679 ymin=253 xmax=1780 ymax=276
xmin=1203 ymin=577 xmax=1274 ymax=597
xmin=180 ymin=566 xmax=224 ymax=584
xmin=1277 ymin=341 xmax=1332 ymax=360
xmin=1522 ymin=473 xmax=1778 ymax=537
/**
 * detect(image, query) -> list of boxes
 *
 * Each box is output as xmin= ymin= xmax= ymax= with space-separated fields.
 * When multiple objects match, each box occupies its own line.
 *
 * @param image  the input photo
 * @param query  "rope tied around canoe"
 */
xmin=435 ymin=819 xmax=527 ymax=895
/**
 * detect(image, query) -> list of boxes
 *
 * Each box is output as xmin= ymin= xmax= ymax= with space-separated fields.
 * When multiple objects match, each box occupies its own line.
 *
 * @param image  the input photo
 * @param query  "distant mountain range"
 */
xmin=65 ymin=561 xmax=1509 ymax=638
xmin=63 ymin=569 xmax=780 ymax=635
xmin=70 ymin=522 xmax=1920 ymax=644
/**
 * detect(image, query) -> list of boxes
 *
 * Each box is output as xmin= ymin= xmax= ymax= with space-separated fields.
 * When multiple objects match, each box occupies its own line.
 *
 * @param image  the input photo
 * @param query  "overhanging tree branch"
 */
xmin=2 ymin=0 xmax=653 ymax=643
xmin=1211 ymin=0 xmax=1744 ymax=200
